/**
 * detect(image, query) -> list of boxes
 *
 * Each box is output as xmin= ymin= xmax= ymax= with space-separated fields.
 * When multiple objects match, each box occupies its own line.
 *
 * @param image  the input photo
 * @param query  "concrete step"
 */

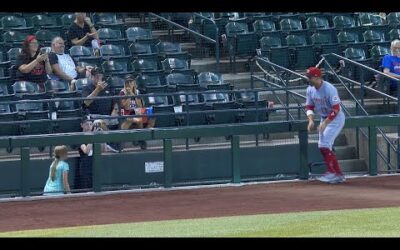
xmin=334 ymin=145 xmax=357 ymax=160
xmin=191 ymin=57 xmax=250 ymax=74
xmin=310 ymin=159 xmax=367 ymax=174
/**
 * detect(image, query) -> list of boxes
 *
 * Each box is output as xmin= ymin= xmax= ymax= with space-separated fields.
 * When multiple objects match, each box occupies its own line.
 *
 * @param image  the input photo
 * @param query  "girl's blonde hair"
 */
xmin=50 ymin=145 xmax=68 ymax=182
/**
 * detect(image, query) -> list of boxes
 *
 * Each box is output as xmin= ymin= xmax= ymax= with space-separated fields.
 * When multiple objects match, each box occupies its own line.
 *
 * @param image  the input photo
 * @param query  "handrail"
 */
xmin=324 ymin=53 xmax=400 ymax=82
xmin=330 ymin=72 xmax=398 ymax=101
xmin=148 ymin=12 xmax=220 ymax=73
xmin=254 ymin=56 xmax=309 ymax=81
xmin=321 ymin=55 xmax=370 ymax=116
xmin=149 ymin=13 xmax=216 ymax=43
xmin=322 ymin=55 xmax=398 ymax=155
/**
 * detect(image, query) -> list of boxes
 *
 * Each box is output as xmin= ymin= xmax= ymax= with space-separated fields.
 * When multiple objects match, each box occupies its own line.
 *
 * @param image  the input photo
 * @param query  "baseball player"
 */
xmin=305 ymin=67 xmax=346 ymax=184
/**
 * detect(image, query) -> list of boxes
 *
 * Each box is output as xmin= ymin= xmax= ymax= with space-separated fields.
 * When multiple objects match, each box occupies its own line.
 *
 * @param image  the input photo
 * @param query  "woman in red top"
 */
xmin=16 ymin=35 xmax=52 ymax=92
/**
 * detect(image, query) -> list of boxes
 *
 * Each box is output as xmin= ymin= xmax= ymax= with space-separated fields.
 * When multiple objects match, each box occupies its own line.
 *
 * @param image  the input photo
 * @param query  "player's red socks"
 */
xmin=319 ymin=147 xmax=343 ymax=175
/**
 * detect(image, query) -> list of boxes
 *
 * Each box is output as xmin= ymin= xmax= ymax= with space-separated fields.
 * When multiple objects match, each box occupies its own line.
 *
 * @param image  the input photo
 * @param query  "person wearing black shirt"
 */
xmin=68 ymin=13 xmax=99 ymax=50
xmin=16 ymin=35 xmax=52 ymax=92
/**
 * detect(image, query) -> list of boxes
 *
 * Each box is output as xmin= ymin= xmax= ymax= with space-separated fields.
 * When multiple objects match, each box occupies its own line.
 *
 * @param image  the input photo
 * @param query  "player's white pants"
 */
xmin=318 ymin=111 xmax=345 ymax=150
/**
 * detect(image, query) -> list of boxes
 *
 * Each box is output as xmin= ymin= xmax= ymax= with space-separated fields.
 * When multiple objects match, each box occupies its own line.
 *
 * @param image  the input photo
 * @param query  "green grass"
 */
xmin=2 ymin=206 xmax=400 ymax=237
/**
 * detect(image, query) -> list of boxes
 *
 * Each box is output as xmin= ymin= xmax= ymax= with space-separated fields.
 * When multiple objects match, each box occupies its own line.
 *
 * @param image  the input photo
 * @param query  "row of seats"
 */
xmin=0 ymin=75 xmax=268 ymax=136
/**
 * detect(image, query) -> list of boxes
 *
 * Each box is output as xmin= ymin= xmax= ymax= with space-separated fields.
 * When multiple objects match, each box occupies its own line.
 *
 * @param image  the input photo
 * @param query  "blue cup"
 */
xmin=146 ymin=107 xmax=153 ymax=116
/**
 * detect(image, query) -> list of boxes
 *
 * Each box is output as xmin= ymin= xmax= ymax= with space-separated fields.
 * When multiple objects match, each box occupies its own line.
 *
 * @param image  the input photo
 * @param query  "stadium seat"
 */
xmin=359 ymin=13 xmax=385 ymax=26
xmin=69 ymin=45 xmax=94 ymax=61
xmin=370 ymin=45 xmax=390 ymax=69
xmin=132 ymin=58 xmax=161 ymax=74
xmin=53 ymin=108 xmax=82 ymax=133
xmin=197 ymin=72 xmax=227 ymax=89
xmin=99 ymin=44 xmax=130 ymax=60
xmin=161 ymin=58 xmax=194 ymax=75
xmin=388 ymin=29 xmax=400 ymax=40
xmin=2 ymin=31 xmax=28 ymax=48
xmin=285 ymin=34 xmax=315 ymax=69
xmin=310 ymin=32 xmax=341 ymax=66
xmin=343 ymin=47 xmax=375 ymax=83
xmin=60 ymin=13 xmax=75 ymax=28
xmin=1 ymin=15 xmax=32 ymax=32
xmin=387 ymin=13 xmax=400 ymax=27
xmin=253 ymin=20 xmax=276 ymax=36
xmin=337 ymin=31 xmax=366 ymax=51
xmin=129 ymin=42 xmax=158 ymax=58
xmin=106 ymin=76 xmax=125 ymax=95
xmin=74 ymin=78 xmax=93 ymax=93
xmin=333 ymin=15 xmax=357 ymax=30
xmin=35 ymin=29 xmax=60 ymax=46
xmin=240 ymin=99 xmax=269 ymax=123
xmin=30 ymin=15 xmax=61 ymax=30
xmin=225 ymin=21 xmax=257 ymax=73
xmin=0 ymin=111 xmax=20 ymax=136
xmin=259 ymin=35 xmax=290 ymax=68
xmin=97 ymin=28 xmax=126 ymax=45
xmin=125 ymin=27 xmax=152 ymax=43
xmin=101 ymin=59 xmax=134 ymax=77
xmin=135 ymin=72 xmax=166 ymax=93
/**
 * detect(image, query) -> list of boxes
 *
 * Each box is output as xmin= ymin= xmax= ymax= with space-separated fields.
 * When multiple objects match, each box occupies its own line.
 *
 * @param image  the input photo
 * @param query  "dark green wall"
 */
xmin=0 ymin=143 xmax=323 ymax=194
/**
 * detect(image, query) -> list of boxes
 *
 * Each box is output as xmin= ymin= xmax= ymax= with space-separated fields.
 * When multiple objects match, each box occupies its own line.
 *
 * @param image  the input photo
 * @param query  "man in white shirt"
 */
xmin=48 ymin=37 xmax=89 ymax=90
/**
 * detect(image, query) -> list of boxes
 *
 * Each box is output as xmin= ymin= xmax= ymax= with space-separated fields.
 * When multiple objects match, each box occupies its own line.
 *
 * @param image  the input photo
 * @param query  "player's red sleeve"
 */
xmin=327 ymin=104 xmax=340 ymax=121
xmin=306 ymin=105 xmax=314 ymax=111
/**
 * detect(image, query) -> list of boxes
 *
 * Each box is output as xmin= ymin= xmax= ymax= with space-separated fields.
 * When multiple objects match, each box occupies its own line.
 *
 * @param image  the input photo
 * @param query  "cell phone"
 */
xmin=34 ymin=45 xmax=43 ymax=59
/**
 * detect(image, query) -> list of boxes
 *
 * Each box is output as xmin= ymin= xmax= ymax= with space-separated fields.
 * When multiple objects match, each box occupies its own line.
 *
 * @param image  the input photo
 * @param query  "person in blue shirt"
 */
xmin=382 ymin=39 xmax=400 ymax=95
xmin=43 ymin=145 xmax=71 ymax=196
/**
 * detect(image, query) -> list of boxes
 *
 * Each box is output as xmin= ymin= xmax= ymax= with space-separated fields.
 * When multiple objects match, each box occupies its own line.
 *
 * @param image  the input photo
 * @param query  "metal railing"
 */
xmin=322 ymin=53 xmax=400 ymax=171
xmin=250 ymin=53 xmax=400 ymax=173
xmin=147 ymin=12 xmax=220 ymax=73
xmin=0 ymin=114 xmax=393 ymax=197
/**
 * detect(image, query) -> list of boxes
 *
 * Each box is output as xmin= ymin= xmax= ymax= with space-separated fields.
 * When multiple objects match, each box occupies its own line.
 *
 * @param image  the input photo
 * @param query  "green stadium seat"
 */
xmin=97 ymin=28 xmax=126 ymax=45
xmin=285 ymin=34 xmax=315 ymax=69
xmin=344 ymin=47 xmax=375 ymax=83
xmin=30 ymin=15 xmax=62 ymax=30
xmin=106 ymin=76 xmax=125 ymax=95
xmin=3 ymin=31 xmax=28 ymax=48
xmin=0 ymin=111 xmax=20 ymax=136
xmin=388 ymin=29 xmax=400 ymax=40
xmin=101 ymin=59 xmax=134 ymax=77
xmin=60 ymin=13 xmax=75 ymax=28
xmin=53 ymin=108 xmax=82 ymax=133
xmin=310 ymin=32 xmax=341 ymax=66
xmin=129 ymin=42 xmax=158 ymax=58
xmin=35 ymin=29 xmax=60 ymax=46
xmin=1 ymin=15 xmax=32 ymax=32
xmin=125 ymin=27 xmax=152 ymax=43
xmin=259 ymin=35 xmax=290 ymax=68
xmin=99 ymin=44 xmax=130 ymax=60
xmin=370 ymin=45 xmax=390 ymax=69
xmin=132 ymin=58 xmax=161 ymax=74
xmin=387 ymin=13 xmax=400 ymax=27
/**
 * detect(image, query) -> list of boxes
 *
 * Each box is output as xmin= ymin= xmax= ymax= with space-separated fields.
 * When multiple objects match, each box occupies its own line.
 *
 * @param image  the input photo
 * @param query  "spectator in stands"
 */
xmin=43 ymin=145 xmax=71 ymax=195
xmin=68 ymin=12 xmax=100 ymax=55
xmin=76 ymin=117 xmax=117 ymax=190
xmin=82 ymin=67 xmax=119 ymax=152
xmin=16 ymin=35 xmax=52 ymax=92
xmin=82 ymin=66 xmax=116 ymax=116
xmin=48 ymin=37 xmax=88 ymax=90
xmin=119 ymin=74 xmax=155 ymax=150
xmin=382 ymin=39 xmax=400 ymax=96
xmin=74 ymin=115 xmax=92 ymax=190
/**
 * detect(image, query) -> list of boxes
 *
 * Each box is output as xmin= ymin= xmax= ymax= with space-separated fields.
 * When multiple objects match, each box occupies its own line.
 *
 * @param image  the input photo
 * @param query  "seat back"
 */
xmin=125 ymin=27 xmax=152 ymax=42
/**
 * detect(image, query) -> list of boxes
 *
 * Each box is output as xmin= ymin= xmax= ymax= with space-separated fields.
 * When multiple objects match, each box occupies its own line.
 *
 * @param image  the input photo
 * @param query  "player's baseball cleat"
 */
xmin=329 ymin=174 xmax=346 ymax=184
xmin=317 ymin=172 xmax=336 ymax=183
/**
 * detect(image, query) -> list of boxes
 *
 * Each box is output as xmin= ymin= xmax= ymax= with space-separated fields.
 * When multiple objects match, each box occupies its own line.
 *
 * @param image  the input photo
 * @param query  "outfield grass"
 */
xmin=2 ymin=206 xmax=400 ymax=237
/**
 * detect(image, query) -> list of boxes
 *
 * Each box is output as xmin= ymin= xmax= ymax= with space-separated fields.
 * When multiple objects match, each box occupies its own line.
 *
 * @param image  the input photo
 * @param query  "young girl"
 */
xmin=43 ymin=145 xmax=71 ymax=195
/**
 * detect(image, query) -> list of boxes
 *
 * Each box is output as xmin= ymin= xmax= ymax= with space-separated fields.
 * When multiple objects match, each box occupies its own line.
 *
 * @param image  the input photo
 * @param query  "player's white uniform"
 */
xmin=306 ymin=81 xmax=345 ymax=150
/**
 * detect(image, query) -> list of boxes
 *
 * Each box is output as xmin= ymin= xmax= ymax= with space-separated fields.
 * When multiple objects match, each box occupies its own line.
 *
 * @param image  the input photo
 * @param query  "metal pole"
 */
xmin=215 ymin=26 xmax=220 ymax=74
xmin=231 ymin=135 xmax=240 ymax=183
xmin=92 ymin=143 xmax=102 ymax=192
xmin=397 ymin=79 xmax=400 ymax=171
xmin=20 ymin=147 xmax=30 ymax=197
xmin=368 ymin=126 xmax=377 ymax=176
xmin=299 ymin=130 xmax=309 ymax=180
xmin=163 ymin=139 xmax=173 ymax=188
